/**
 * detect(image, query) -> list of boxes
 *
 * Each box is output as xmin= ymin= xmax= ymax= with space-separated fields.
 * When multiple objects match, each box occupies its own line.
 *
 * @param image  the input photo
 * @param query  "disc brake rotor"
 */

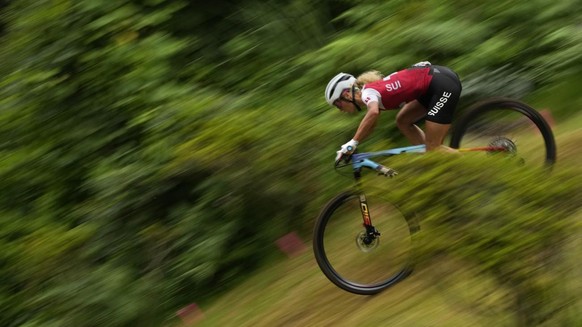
xmin=489 ymin=137 xmax=517 ymax=155
xmin=356 ymin=231 xmax=380 ymax=252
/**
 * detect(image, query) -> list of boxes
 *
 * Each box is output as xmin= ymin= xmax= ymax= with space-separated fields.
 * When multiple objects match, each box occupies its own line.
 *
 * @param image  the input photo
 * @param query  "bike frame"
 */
xmin=349 ymin=143 xmax=507 ymax=175
xmin=350 ymin=144 xmax=426 ymax=178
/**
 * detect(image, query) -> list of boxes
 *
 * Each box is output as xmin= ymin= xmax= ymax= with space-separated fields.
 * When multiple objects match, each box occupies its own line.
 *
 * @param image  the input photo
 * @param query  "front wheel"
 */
xmin=313 ymin=191 xmax=418 ymax=295
xmin=449 ymin=98 xmax=556 ymax=167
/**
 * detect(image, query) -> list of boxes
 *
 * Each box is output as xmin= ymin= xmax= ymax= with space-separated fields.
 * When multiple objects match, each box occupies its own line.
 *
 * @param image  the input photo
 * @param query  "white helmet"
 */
xmin=325 ymin=72 xmax=356 ymax=106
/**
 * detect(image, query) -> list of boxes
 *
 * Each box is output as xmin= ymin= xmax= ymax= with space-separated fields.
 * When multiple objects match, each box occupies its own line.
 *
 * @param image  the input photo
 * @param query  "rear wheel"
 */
xmin=313 ymin=191 xmax=418 ymax=295
xmin=450 ymin=98 xmax=556 ymax=167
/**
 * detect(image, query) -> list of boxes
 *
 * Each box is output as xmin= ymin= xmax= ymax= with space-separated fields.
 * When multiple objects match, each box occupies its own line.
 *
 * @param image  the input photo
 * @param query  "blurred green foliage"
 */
xmin=384 ymin=154 xmax=582 ymax=325
xmin=0 ymin=0 xmax=580 ymax=325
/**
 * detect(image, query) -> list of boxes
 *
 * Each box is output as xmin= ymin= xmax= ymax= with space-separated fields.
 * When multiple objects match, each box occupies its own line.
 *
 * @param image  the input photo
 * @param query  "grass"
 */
xmin=176 ymin=111 xmax=582 ymax=327
xmin=186 ymin=251 xmax=509 ymax=327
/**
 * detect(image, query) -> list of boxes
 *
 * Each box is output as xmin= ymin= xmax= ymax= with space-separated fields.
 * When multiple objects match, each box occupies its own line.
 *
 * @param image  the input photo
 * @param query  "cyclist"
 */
xmin=325 ymin=61 xmax=462 ymax=160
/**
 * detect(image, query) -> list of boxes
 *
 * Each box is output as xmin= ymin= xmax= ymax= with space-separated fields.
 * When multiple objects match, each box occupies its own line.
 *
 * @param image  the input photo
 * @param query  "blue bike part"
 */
xmin=351 ymin=145 xmax=426 ymax=170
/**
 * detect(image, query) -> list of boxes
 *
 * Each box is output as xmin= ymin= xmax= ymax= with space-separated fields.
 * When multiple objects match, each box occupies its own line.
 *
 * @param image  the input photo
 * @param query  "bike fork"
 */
xmin=359 ymin=194 xmax=380 ymax=238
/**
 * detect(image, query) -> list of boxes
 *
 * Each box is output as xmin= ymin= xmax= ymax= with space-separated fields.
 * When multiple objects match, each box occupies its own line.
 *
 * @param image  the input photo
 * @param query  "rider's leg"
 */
xmin=396 ymin=100 xmax=427 ymax=145
xmin=424 ymin=121 xmax=457 ymax=152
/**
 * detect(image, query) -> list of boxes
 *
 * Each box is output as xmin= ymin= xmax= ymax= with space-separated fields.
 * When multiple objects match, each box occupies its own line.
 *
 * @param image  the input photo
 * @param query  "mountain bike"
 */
xmin=312 ymin=98 xmax=556 ymax=295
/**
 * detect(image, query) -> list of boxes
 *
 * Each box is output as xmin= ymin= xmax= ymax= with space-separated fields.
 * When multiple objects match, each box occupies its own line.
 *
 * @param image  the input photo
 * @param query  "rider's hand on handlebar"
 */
xmin=335 ymin=139 xmax=358 ymax=164
xmin=339 ymin=139 xmax=359 ymax=155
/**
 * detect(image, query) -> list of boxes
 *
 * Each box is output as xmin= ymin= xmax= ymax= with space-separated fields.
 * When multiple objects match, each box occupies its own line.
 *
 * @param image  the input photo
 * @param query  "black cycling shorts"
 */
xmin=417 ymin=65 xmax=462 ymax=124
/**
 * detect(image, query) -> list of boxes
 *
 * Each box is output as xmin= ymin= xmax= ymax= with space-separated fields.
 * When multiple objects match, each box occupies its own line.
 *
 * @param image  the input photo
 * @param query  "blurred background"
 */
xmin=0 ymin=0 xmax=581 ymax=326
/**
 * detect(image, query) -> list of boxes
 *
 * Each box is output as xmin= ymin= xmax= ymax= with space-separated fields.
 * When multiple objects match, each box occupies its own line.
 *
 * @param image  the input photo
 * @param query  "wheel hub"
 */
xmin=356 ymin=231 xmax=379 ymax=252
xmin=489 ymin=137 xmax=517 ymax=155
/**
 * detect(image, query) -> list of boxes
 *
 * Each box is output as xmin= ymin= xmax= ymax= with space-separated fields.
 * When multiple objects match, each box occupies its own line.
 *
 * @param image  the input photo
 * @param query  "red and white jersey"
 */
xmin=361 ymin=67 xmax=433 ymax=110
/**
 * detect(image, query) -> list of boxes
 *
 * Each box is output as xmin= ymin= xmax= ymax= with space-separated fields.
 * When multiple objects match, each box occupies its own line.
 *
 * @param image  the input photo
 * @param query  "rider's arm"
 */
xmin=353 ymin=101 xmax=380 ymax=142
